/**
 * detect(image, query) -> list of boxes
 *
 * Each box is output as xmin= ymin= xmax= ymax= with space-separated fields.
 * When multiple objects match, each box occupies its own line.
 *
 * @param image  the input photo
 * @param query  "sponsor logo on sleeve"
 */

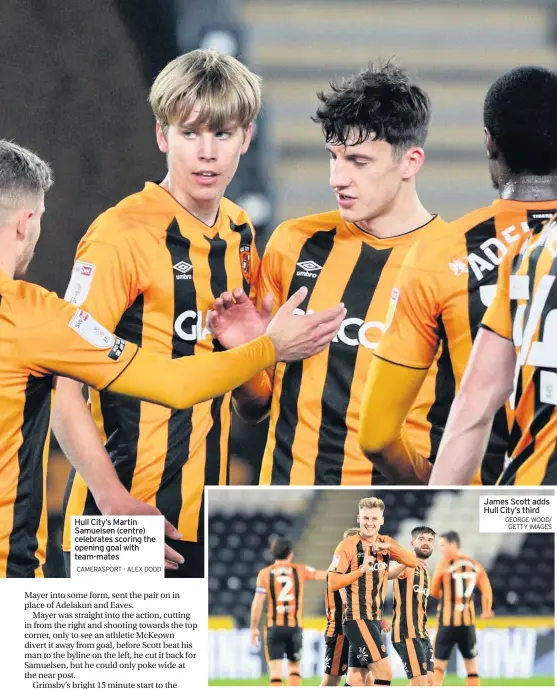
xmin=108 ymin=337 xmax=126 ymax=361
xmin=64 ymin=261 xmax=96 ymax=306
xmin=68 ymin=309 xmax=115 ymax=349
xmin=329 ymin=555 xmax=340 ymax=571
xmin=385 ymin=287 xmax=400 ymax=329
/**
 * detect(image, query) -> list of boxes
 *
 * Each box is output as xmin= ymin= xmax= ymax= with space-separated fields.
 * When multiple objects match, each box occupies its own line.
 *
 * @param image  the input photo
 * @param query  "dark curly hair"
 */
xmin=484 ymin=66 xmax=557 ymax=175
xmin=312 ymin=60 xmax=430 ymax=155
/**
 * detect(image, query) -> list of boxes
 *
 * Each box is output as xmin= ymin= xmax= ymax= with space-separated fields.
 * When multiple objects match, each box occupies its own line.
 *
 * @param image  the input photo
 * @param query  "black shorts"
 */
xmin=421 ymin=635 xmax=434 ymax=672
xmin=343 ymin=619 xmax=389 ymax=667
xmin=323 ymin=633 xmax=349 ymax=676
xmin=392 ymin=637 xmax=430 ymax=679
xmin=64 ymin=539 xmax=204 ymax=579
xmin=265 ymin=626 xmax=303 ymax=662
xmin=434 ymin=625 xmax=478 ymax=661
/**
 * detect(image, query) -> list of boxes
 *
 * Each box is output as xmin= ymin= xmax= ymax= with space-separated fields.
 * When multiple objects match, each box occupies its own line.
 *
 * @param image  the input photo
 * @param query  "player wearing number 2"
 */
xmin=431 ymin=532 xmax=493 ymax=686
xmin=360 ymin=66 xmax=557 ymax=486
xmin=251 ymin=537 xmax=327 ymax=686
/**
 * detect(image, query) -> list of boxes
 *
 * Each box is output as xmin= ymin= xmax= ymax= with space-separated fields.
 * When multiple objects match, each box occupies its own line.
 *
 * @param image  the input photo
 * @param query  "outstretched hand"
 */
xmin=208 ymin=288 xmax=274 ymax=349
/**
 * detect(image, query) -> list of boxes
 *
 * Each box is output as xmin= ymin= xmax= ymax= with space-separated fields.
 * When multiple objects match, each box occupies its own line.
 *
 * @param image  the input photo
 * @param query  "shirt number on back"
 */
xmin=452 ymin=571 xmax=477 ymax=601
xmin=276 ymin=575 xmax=294 ymax=602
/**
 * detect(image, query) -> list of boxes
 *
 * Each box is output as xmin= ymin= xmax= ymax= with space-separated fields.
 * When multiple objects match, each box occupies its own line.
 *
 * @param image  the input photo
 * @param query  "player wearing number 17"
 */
xmin=431 ymin=532 xmax=493 ymax=687
xmin=251 ymin=537 xmax=327 ymax=686
xmin=360 ymin=66 xmax=557 ymax=486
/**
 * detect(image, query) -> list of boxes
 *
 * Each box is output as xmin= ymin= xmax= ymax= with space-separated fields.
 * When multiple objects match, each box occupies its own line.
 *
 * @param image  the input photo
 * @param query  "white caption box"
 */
xmin=71 ymin=516 xmax=165 ymax=580
xmin=479 ymin=495 xmax=556 ymax=533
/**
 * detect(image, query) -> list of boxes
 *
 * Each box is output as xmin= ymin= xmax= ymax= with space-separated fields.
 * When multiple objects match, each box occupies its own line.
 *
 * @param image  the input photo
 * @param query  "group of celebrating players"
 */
xmin=251 ymin=497 xmax=493 ymax=687
xmin=2 ymin=44 xmax=557 ymax=580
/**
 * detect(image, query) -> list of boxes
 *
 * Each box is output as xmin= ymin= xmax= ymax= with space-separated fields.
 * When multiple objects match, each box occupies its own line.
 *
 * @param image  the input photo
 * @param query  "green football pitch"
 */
xmin=209 ymin=675 xmax=555 ymax=686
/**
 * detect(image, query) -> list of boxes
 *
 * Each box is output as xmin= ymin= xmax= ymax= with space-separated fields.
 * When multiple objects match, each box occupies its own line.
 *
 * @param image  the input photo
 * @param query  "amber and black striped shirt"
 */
xmin=324 ymin=572 xmax=344 ymax=637
xmin=392 ymin=565 xmax=431 ymax=641
xmin=62 ymin=182 xmax=259 ymax=548
xmin=483 ymin=216 xmax=557 ymax=484
xmin=258 ymin=210 xmax=446 ymax=485
xmin=256 ymin=561 xmax=317 ymax=628
xmin=376 ymin=198 xmax=557 ymax=484
xmin=431 ymin=554 xmax=491 ymax=627
xmin=329 ymin=534 xmax=416 ymax=621
xmin=0 ymin=271 xmax=138 ymax=577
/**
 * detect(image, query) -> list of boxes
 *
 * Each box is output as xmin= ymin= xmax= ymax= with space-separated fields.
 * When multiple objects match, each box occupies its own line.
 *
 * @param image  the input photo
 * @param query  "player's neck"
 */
xmin=499 ymin=175 xmax=557 ymax=202
xmin=0 ymin=236 xmax=16 ymax=279
xmin=359 ymin=532 xmax=378 ymax=544
xmin=355 ymin=188 xmax=432 ymax=239
xmin=159 ymin=175 xmax=222 ymax=227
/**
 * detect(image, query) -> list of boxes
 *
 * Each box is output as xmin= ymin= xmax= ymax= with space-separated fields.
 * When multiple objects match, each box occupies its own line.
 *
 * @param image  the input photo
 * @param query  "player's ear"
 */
xmin=15 ymin=209 xmax=33 ymax=241
xmin=241 ymin=123 xmax=253 ymax=155
xmin=484 ymin=127 xmax=497 ymax=160
xmin=156 ymin=122 xmax=169 ymax=153
xmin=401 ymin=146 xmax=425 ymax=180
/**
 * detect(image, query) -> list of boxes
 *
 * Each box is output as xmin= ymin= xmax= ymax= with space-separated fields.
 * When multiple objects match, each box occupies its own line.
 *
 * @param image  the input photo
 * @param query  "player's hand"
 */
xmin=371 ymin=536 xmax=391 ymax=555
xmin=415 ymin=559 xmax=428 ymax=570
xmin=480 ymin=610 xmax=495 ymax=620
xmin=265 ymin=287 xmax=345 ymax=362
xmin=208 ymin=289 xmax=274 ymax=349
xmin=380 ymin=619 xmax=392 ymax=633
xmin=360 ymin=550 xmax=375 ymax=573
xmin=250 ymin=628 xmax=260 ymax=647
xmin=96 ymin=489 xmax=184 ymax=571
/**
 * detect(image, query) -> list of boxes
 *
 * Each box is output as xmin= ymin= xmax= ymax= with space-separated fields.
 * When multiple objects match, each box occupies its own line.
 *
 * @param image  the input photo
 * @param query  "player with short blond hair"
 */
xmin=53 ymin=48 xmax=343 ymax=578
xmin=329 ymin=497 xmax=417 ymax=686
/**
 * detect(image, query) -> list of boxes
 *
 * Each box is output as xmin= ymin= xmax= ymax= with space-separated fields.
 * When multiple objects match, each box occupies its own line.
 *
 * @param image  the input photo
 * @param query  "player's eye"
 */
xmin=215 ymin=131 xmax=232 ymax=139
xmin=182 ymin=130 xmax=196 ymax=138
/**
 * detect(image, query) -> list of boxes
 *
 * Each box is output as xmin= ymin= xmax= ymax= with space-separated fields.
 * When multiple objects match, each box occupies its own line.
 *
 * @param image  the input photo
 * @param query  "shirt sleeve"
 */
xmin=481 ymin=242 xmax=516 ymax=341
xmin=328 ymin=541 xmax=350 ymax=575
xmin=20 ymin=287 xmax=138 ymax=389
xmin=63 ymin=217 xmax=145 ymax=331
xmin=255 ymin=569 xmax=267 ymax=594
xmin=375 ymin=241 xmax=442 ymax=369
xmin=256 ymin=230 xmax=286 ymax=312
xmin=303 ymin=565 xmax=317 ymax=581
xmin=388 ymin=538 xmax=418 ymax=567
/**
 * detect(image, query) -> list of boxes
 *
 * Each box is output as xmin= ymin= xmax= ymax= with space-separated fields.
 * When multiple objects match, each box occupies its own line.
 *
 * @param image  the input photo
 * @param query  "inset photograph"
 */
xmin=208 ymin=488 xmax=554 ymax=687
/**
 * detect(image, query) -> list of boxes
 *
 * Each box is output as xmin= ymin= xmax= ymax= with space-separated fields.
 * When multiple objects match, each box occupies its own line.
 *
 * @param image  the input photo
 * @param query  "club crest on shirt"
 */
xmin=239 ymin=243 xmax=251 ymax=283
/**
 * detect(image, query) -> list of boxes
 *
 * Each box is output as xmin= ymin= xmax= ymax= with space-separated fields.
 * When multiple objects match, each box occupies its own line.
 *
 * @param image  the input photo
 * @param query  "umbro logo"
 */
xmin=173 ymin=261 xmax=193 ymax=280
xmin=296 ymin=260 xmax=323 ymax=278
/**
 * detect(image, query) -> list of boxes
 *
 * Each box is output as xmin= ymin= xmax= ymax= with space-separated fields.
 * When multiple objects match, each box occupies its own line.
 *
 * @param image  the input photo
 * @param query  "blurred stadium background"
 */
xmin=208 ymin=488 xmax=555 ymax=686
xmin=3 ymin=0 xmax=557 ymax=575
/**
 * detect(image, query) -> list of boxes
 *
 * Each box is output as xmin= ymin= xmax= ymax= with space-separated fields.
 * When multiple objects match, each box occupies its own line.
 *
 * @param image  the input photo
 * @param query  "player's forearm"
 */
xmin=250 ymin=599 xmax=263 ymax=630
xmin=429 ymin=390 xmax=496 ymax=485
xmin=392 ymin=547 xmax=417 ymax=568
xmin=232 ymin=369 xmax=274 ymax=423
xmin=52 ymin=378 xmax=130 ymax=510
xmin=388 ymin=563 xmax=407 ymax=580
xmin=373 ymin=431 xmax=432 ymax=485
xmin=108 ymin=336 xmax=276 ymax=409
xmin=359 ymin=357 xmax=430 ymax=483
xmin=329 ymin=568 xmax=365 ymax=591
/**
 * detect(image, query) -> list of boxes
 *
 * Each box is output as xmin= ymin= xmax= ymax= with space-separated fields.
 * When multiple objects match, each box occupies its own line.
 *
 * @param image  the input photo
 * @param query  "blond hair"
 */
xmin=149 ymin=49 xmax=262 ymax=132
xmin=0 ymin=140 xmax=52 ymax=212
xmin=359 ymin=497 xmax=385 ymax=512
xmin=343 ymin=527 xmax=360 ymax=538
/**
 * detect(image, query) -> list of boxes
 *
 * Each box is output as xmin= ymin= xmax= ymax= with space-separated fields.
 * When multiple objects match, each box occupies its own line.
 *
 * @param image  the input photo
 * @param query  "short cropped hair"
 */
xmin=440 ymin=531 xmax=460 ymax=547
xmin=411 ymin=526 xmax=436 ymax=539
xmin=312 ymin=60 xmax=430 ymax=155
xmin=484 ymin=66 xmax=557 ymax=175
xmin=149 ymin=49 xmax=262 ymax=132
xmin=343 ymin=527 xmax=360 ymax=538
xmin=0 ymin=140 xmax=53 ymax=211
xmin=270 ymin=537 xmax=292 ymax=560
xmin=359 ymin=497 xmax=385 ymax=512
